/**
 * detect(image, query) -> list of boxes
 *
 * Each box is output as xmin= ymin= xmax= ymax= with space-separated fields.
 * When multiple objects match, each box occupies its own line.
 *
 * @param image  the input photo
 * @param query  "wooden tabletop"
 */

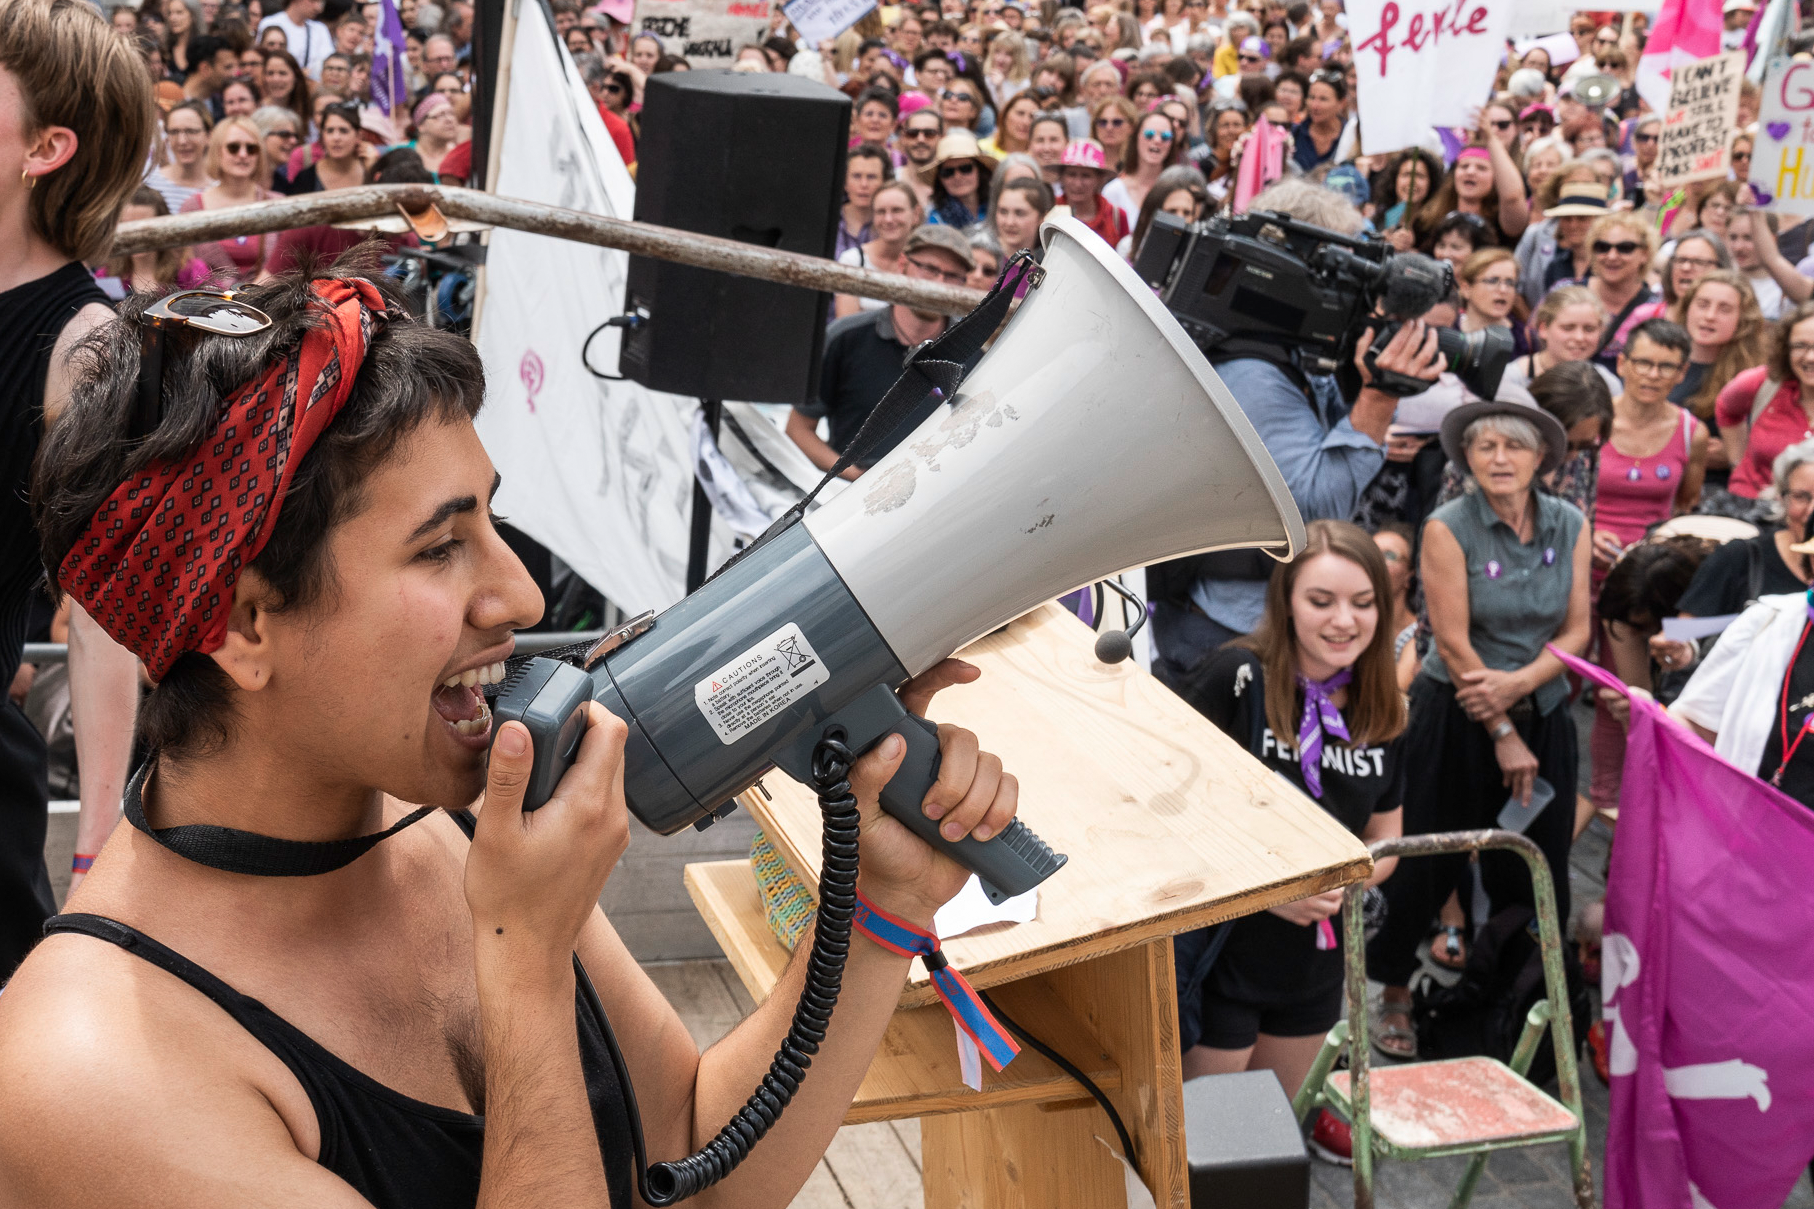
xmin=730 ymin=603 xmax=1371 ymax=1011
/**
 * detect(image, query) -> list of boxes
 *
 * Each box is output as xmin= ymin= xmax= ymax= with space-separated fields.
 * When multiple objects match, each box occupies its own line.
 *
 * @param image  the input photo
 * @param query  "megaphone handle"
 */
xmin=877 ymin=713 xmax=1068 ymax=905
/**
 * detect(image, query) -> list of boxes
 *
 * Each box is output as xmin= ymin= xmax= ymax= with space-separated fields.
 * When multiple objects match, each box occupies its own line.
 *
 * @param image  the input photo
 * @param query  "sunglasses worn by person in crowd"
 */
xmin=224 ymin=141 xmax=257 ymax=156
xmin=134 ymin=290 xmax=274 ymax=439
xmin=1594 ymin=239 xmax=1641 ymax=255
xmin=939 ymin=161 xmax=978 ymax=178
xmin=905 ymin=256 xmax=968 ymax=284
xmin=1142 ymin=127 xmax=1175 ymax=141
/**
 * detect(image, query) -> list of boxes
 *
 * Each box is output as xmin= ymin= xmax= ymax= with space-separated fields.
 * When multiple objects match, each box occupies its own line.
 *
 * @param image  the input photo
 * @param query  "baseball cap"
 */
xmin=903 ymin=224 xmax=977 ymax=271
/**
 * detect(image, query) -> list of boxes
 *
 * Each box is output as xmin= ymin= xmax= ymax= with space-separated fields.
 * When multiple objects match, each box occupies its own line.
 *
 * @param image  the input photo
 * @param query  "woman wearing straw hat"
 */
xmin=1537 ymin=180 xmax=1613 ymax=297
xmin=925 ymin=129 xmax=995 ymax=228
xmin=1367 ymin=397 xmax=1591 ymax=1058
xmin=1056 ymin=137 xmax=1127 ymax=247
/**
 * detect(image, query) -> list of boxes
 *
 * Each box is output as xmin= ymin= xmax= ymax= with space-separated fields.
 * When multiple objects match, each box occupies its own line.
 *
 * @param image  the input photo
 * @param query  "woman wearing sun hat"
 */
xmin=1366 ymin=395 xmax=1591 ymax=1059
xmin=1537 ymin=180 xmax=1614 ymax=297
xmin=1055 ymin=138 xmax=1127 ymax=247
xmin=925 ymin=129 xmax=996 ymax=228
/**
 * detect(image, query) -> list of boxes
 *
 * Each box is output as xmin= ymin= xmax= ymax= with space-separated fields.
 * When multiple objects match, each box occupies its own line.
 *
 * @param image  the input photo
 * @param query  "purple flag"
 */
xmin=1553 ymin=647 xmax=1814 ymax=1209
xmin=371 ymin=0 xmax=409 ymax=116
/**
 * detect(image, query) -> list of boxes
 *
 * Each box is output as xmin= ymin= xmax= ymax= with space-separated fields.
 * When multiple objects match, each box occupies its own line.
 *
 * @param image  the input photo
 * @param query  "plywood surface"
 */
xmin=684 ymin=860 xmax=1123 ymax=1125
xmin=743 ymin=603 xmax=1371 ymax=1010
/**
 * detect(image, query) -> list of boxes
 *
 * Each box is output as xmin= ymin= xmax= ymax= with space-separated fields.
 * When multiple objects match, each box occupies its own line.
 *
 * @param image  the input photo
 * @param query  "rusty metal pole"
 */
xmin=1344 ymin=878 xmax=1376 ymax=1209
xmin=108 ymin=184 xmax=986 ymax=317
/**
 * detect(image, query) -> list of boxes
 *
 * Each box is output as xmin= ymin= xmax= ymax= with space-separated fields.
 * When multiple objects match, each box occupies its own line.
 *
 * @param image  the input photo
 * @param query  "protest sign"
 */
xmin=781 ymin=0 xmax=874 ymax=44
xmin=1750 ymin=55 xmax=1814 ymax=215
xmin=633 ymin=0 xmax=771 ymax=65
xmin=1654 ymin=49 xmax=1744 ymax=188
xmin=1348 ymin=0 xmax=1512 ymax=154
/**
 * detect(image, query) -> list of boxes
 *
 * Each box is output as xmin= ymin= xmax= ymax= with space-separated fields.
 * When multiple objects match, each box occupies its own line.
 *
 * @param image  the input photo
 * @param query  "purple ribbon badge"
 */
xmin=1485 ymin=559 xmax=1504 ymax=579
xmin=1657 ymin=463 xmax=1672 ymax=480
xmin=1627 ymin=465 xmax=1642 ymax=481
xmin=1544 ymin=547 xmax=1557 ymax=566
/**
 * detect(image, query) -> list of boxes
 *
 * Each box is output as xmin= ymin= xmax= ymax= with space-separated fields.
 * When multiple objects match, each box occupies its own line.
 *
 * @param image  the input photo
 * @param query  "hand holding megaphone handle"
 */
xmin=876 ymin=713 xmax=1067 ymax=906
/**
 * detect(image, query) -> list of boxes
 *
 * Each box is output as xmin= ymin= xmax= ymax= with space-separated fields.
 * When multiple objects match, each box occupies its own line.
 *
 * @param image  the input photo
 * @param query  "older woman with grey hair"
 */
xmin=1365 ymin=398 xmax=1592 ymax=1059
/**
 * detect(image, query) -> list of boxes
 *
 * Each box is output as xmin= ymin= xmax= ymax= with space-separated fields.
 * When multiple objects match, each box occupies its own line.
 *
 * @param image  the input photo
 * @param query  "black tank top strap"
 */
xmin=44 ymin=913 xmax=261 ymax=1016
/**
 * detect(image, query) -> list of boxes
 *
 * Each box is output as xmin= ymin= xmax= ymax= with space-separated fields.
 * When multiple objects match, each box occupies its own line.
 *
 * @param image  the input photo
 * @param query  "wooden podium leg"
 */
xmin=920 ymin=938 xmax=1187 ymax=1208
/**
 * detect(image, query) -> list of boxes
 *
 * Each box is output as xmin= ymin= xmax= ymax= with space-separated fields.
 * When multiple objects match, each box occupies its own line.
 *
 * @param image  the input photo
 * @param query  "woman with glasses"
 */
xmin=1624 ymin=115 xmax=1660 ymax=204
xmin=1290 ymin=69 xmax=1349 ymax=174
xmin=979 ymin=90 xmax=1038 ymax=158
xmin=148 ymin=100 xmax=215 ymax=214
xmin=1564 ymin=211 xmax=1656 ymax=369
xmin=179 ymin=117 xmax=276 ymax=286
xmin=925 ymin=130 xmax=993 ymax=227
xmin=1713 ymin=302 xmax=1814 ymax=511
xmin=939 ymin=78 xmax=987 ymax=133
xmin=833 ymin=180 xmax=920 ymax=319
xmin=408 ymin=92 xmax=463 ymax=181
xmin=1596 ymin=319 xmax=1707 ymax=586
xmin=288 ymin=102 xmax=368 ymax=194
xmin=1479 ymin=98 xmax=1520 ymax=151
xmin=256 ymin=47 xmax=309 ymax=122
xmin=249 ymin=104 xmax=301 ymax=192
xmin=1457 ymin=248 xmax=1531 ymax=359
xmin=1088 ymin=94 xmax=1138 ymax=170
xmin=1102 ymin=110 xmax=1181 ymax=226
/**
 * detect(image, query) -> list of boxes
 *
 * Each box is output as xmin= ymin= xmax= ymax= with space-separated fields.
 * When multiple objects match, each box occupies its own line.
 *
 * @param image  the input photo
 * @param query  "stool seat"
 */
xmin=1326 ymin=1058 xmax=1579 ymax=1155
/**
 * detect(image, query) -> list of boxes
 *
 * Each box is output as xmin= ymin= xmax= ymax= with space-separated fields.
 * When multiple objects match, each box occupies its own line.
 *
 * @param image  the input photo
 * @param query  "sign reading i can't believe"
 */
xmin=633 ymin=0 xmax=770 ymax=65
xmin=1751 ymin=56 xmax=1814 ymax=215
xmin=1655 ymin=50 xmax=1744 ymax=190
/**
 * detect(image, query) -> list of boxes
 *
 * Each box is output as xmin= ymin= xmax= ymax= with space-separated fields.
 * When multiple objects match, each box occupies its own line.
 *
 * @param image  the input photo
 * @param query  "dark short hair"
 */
xmin=1597 ymin=537 xmax=1710 ymax=630
xmin=190 ymin=33 xmax=229 ymax=63
xmin=856 ymin=85 xmax=899 ymax=116
xmin=34 ymin=260 xmax=486 ymax=757
xmin=847 ymin=141 xmax=894 ymax=179
xmin=1528 ymin=359 xmax=1613 ymax=440
xmin=1625 ymin=317 xmax=1692 ymax=364
xmin=1280 ymin=34 xmax=1317 ymax=66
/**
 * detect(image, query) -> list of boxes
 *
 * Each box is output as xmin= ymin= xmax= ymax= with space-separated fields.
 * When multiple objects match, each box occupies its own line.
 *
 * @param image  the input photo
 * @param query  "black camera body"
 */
xmin=1132 ymin=209 xmax=1511 ymax=401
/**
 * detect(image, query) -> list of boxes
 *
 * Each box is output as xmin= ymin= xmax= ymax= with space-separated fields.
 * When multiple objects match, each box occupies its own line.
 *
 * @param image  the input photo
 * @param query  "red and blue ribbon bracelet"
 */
xmin=851 ymin=888 xmax=1021 ymax=1073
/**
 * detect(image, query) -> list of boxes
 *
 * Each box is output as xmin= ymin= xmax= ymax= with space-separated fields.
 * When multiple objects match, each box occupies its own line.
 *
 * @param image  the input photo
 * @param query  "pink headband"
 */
xmin=1456 ymin=146 xmax=1491 ymax=162
xmin=413 ymin=91 xmax=451 ymax=126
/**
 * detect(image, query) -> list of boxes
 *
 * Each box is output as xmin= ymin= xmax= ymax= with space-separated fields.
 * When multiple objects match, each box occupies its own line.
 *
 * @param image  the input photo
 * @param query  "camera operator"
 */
xmin=1149 ymin=179 xmax=1446 ymax=689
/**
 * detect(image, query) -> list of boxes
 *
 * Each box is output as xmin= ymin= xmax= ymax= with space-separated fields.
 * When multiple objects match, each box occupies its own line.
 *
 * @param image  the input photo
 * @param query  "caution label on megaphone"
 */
xmin=694 ymin=622 xmax=830 ymax=744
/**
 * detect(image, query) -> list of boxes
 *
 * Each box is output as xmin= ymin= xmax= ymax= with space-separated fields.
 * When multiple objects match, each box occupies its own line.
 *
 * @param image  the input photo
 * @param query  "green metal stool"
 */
xmin=1290 ymin=829 xmax=1595 ymax=1209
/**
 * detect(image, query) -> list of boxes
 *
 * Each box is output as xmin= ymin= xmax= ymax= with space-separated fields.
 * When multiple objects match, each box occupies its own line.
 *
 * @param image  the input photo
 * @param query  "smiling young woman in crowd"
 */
xmin=988 ymin=175 xmax=1053 ymax=257
xmin=147 ymin=100 xmax=214 ymax=214
xmin=180 ymin=117 xmax=277 ymax=287
xmin=1126 ymin=164 xmax=1210 ymax=259
xmin=289 ymin=101 xmax=367 ymax=194
xmin=833 ymin=179 xmax=921 ymax=319
xmin=1102 ymin=109 xmax=1180 ymax=223
xmin=1671 ymin=269 xmax=1764 ymax=490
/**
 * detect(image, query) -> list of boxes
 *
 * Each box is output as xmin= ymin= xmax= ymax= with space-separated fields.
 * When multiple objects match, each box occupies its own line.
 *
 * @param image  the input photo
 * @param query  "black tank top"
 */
xmin=0 ymin=260 xmax=110 ymax=690
xmin=43 ymin=822 xmax=635 ymax=1208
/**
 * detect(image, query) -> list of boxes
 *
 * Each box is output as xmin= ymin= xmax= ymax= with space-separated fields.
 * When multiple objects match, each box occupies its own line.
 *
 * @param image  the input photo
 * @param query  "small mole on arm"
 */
xmin=495 ymin=927 xmax=503 ymax=935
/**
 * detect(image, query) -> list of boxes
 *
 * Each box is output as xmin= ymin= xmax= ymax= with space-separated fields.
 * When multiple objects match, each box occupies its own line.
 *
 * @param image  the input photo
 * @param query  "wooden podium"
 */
xmin=684 ymin=604 xmax=1371 ymax=1208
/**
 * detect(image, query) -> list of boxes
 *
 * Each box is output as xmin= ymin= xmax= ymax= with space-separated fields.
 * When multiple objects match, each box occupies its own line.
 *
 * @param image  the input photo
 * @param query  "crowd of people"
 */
xmin=3 ymin=0 xmax=1814 ymax=1188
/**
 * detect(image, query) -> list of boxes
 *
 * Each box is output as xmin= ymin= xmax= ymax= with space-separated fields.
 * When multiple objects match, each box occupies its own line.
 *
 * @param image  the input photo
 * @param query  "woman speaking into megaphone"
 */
xmin=0 ymin=265 xmax=1023 ymax=1209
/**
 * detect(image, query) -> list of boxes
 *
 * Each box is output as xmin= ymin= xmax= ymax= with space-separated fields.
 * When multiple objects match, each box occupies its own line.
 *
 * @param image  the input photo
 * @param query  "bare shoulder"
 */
xmin=0 ymin=931 xmax=368 ymax=1208
xmin=41 ymin=300 xmax=117 ymax=430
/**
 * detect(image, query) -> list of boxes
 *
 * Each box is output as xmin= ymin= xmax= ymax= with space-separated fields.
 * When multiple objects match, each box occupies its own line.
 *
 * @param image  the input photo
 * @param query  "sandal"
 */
xmin=1372 ymin=999 xmax=1416 ymax=1061
xmin=1431 ymin=924 xmax=1467 ymax=971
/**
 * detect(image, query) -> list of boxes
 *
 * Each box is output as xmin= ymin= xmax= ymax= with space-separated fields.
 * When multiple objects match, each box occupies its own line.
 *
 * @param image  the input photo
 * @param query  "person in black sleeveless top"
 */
xmin=0 ymin=258 xmax=1024 ymax=1208
xmin=0 ymin=0 xmax=156 ymax=979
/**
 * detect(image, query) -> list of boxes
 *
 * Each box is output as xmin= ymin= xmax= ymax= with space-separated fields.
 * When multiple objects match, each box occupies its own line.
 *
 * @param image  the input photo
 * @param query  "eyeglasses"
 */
xmin=1633 ymin=132 xmax=1658 ymax=144
xmin=1141 ymin=127 xmax=1174 ymax=141
xmin=1624 ymin=355 xmax=1684 ymax=378
xmin=223 ymin=141 xmax=256 ymax=155
xmin=1787 ymin=490 xmax=1814 ymax=508
xmin=1673 ymin=254 xmax=1719 ymax=270
xmin=1489 ymin=118 xmax=1514 ymax=130
xmin=134 ymin=290 xmax=274 ymax=439
xmin=905 ymin=256 xmax=969 ymax=283
xmin=1238 ymin=53 xmax=1261 ymax=63
xmin=902 ymin=126 xmax=941 ymax=139
xmin=1732 ymin=151 xmax=1751 ymax=162
xmin=938 ymin=161 xmax=978 ymax=178
xmin=1096 ymin=116 xmax=1128 ymax=128
xmin=270 ymin=130 xmax=298 ymax=141
xmin=1593 ymin=239 xmax=1641 ymax=255
xmin=1788 ymin=341 xmax=1814 ymax=358
xmin=1476 ymin=275 xmax=1518 ymax=290
xmin=940 ymin=88 xmax=976 ymax=103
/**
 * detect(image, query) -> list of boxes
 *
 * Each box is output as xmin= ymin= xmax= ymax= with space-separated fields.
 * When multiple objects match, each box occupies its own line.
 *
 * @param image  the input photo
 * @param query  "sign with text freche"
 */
xmin=1348 ymin=0 xmax=1513 ymax=155
xmin=1751 ymin=55 xmax=1814 ymax=216
xmin=1655 ymin=49 xmax=1744 ymax=190
xmin=633 ymin=0 xmax=770 ymax=65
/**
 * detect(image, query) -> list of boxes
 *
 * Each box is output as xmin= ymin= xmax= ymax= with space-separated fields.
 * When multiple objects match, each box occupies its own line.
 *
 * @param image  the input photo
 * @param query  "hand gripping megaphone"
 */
xmin=489 ymin=217 xmax=1304 ymax=1203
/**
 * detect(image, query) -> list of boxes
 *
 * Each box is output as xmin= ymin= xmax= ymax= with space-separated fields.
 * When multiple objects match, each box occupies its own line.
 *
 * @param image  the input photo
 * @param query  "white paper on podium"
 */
xmin=934 ymin=875 xmax=1038 ymax=940
xmin=1662 ymin=614 xmax=1740 ymax=642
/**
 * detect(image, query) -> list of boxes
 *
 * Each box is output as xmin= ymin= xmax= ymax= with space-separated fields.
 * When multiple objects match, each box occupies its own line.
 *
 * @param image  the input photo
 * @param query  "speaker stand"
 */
xmin=685 ymin=399 xmax=723 ymax=594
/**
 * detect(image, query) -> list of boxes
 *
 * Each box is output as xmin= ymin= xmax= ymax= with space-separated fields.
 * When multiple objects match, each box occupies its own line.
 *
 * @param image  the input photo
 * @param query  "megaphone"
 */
xmin=494 ymin=215 xmax=1304 ymax=897
xmin=491 ymin=216 xmax=1304 ymax=1202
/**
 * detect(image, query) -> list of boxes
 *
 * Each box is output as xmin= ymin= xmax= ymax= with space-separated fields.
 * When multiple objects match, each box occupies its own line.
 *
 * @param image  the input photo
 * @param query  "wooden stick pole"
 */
xmin=108 ymin=184 xmax=987 ymax=317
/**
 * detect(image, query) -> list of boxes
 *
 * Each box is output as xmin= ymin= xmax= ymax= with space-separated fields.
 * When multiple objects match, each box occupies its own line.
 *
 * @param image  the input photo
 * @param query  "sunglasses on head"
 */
xmin=1594 ymin=239 xmax=1641 ymax=255
xmin=938 ymin=161 xmax=978 ymax=177
xmin=134 ymin=291 xmax=274 ymax=440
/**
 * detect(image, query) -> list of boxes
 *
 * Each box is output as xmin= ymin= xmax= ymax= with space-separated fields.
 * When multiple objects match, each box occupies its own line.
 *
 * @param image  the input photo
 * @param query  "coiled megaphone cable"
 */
xmin=580 ymin=731 xmax=864 ymax=1205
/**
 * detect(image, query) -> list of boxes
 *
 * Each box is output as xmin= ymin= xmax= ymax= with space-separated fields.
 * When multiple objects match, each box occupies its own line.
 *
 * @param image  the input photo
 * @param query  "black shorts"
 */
xmin=1192 ymin=981 xmax=1343 ymax=1050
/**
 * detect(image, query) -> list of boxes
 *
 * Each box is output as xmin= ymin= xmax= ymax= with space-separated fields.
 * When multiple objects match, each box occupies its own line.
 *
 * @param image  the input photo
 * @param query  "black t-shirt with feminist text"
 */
xmin=1180 ymin=647 xmax=1406 ymax=1003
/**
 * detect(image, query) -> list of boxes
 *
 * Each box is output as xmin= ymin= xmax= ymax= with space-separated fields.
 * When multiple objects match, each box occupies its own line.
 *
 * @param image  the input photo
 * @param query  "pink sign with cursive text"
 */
xmin=1347 ymin=0 xmax=1509 ymax=154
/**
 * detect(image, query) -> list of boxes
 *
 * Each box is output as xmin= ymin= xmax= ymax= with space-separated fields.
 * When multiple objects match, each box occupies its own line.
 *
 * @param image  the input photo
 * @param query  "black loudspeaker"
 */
xmin=622 ymin=72 xmax=851 ymax=404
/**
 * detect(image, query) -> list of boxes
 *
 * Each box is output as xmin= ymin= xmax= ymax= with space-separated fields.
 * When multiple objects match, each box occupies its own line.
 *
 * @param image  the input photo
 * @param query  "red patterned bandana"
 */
xmin=59 ymin=278 xmax=389 ymax=680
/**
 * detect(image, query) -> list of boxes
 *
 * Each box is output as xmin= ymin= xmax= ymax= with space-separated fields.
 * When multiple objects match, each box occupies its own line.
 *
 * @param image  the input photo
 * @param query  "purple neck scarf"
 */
xmin=1296 ymin=668 xmax=1352 ymax=799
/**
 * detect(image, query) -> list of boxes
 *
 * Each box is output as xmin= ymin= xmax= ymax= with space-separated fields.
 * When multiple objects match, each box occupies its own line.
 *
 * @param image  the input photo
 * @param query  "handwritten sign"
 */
xmin=781 ymin=0 xmax=874 ymax=44
xmin=632 ymin=0 xmax=770 ymax=65
xmin=1750 ymin=56 xmax=1814 ymax=215
xmin=1655 ymin=50 xmax=1743 ymax=190
xmin=1348 ymin=0 xmax=1511 ymax=154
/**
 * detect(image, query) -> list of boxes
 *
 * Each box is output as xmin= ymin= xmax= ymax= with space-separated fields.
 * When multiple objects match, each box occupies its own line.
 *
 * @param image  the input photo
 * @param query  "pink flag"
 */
xmin=1232 ymin=116 xmax=1286 ymax=214
xmin=1554 ymin=647 xmax=1814 ymax=1209
xmin=1636 ymin=0 xmax=1725 ymax=116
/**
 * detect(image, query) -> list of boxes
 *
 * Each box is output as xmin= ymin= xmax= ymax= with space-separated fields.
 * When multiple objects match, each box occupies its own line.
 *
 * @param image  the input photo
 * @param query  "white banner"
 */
xmin=632 ymin=0 xmax=771 ymax=65
xmin=1349 ymin=0 xmax=1513 ymax=154
xmin=1750 ymin=55 xmax=1814 ymax=213
xmin=475 ymin=0 xmax=709 ymax=614
xmin=780 ymin=0 xmax=875 ymax=44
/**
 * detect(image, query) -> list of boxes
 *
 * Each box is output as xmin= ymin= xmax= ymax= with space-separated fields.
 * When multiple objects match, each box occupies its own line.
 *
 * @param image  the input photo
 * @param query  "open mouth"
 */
xmin=433 ymin=661 xmax=504 ymax=738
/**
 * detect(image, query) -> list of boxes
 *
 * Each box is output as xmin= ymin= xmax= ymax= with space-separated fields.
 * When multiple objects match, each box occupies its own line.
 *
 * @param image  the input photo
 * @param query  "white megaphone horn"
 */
xmin=804 ymin=214 xmax=1307 ymax=674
